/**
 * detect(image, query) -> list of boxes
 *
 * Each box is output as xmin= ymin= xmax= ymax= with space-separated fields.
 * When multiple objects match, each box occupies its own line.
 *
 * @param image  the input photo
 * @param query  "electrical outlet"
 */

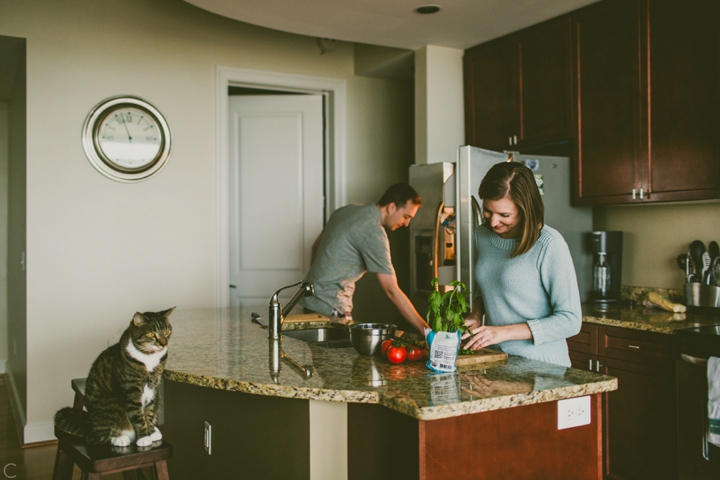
xmin=557 ymin=396 xmax=591 ymax=430
xmin=204 ymin=421 xmax=212 ymax=455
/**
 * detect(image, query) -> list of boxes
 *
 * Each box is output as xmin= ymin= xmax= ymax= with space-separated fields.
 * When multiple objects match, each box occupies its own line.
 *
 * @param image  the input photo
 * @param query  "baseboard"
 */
xmin=4 ymin=368 xmax=57 ymax=444
xmin=24 ymin=421 xmax=55 ymax=444
xmin=4 ymin=365 xmax=26 ymax=444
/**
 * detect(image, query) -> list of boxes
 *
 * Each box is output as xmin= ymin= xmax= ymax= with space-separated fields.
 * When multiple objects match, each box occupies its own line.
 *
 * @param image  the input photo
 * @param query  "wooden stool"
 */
xmin=52 ymin=378 xmax=173 ymax=480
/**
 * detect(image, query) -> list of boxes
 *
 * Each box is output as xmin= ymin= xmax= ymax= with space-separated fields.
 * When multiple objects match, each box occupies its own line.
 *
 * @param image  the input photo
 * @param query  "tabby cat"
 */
xmin=55 ymin=308 xmax=174 ymax=447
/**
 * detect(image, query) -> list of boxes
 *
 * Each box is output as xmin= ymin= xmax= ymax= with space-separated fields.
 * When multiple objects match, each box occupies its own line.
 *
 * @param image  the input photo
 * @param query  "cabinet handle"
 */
xmin=628 ymin=344 xmax=640 ymax=349
xmin=631 ymin=188 xmax=636 ymax=199
xmin=596 ymin=362 xmax=602 ymax=372
xmin=513 ymin=135 xmax=517 ymax=145
xmin=639 ymin=188 xmax=644 ymax=199
xmin=589 ymin=359 xmax=593 ymax=371
xmin=509 ymin=136 xmax=512 ymax=146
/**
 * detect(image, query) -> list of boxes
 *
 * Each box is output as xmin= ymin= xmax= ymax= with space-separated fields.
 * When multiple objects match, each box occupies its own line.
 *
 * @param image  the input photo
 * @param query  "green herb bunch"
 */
xmin=426 ymin=277 xmax=471 ymax=333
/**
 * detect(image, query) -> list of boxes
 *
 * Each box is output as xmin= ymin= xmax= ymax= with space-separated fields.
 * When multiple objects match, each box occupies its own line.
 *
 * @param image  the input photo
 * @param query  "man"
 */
xmin=300 ymin=183 xmax=429 ymax=334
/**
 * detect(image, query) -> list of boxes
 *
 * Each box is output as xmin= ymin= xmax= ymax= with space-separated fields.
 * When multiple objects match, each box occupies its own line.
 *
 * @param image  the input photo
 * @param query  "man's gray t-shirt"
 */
xmin=301 ymin=204 xmax=394 ymax=316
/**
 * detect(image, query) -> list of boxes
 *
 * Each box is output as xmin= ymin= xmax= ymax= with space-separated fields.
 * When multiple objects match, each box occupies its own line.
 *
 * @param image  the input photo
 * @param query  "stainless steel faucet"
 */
xmin=268 ymin=281 xmax=314 ymax=340
xmin=268 ymin=337 xmax=315 ymax=383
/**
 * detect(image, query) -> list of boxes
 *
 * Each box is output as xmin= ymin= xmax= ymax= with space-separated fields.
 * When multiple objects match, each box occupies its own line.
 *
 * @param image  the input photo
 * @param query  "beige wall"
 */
xmin=594 ymin=201 xmax=720 ymax=290
xmin=0 ymin=0 xmax=414 ymax=441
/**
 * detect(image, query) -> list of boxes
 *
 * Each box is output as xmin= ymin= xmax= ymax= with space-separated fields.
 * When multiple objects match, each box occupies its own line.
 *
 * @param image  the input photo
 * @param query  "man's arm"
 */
xmin=376 ymin=272 xmax=429 ymax=334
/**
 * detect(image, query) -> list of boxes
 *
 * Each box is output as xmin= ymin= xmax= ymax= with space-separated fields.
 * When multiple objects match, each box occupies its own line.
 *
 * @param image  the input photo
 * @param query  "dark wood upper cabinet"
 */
xmin=572 ymin=0 xmax=720 ymax=205
xmin=518 ymin=18 xmax=572 ymax=148
xmin=464 ymin=17 xmax=572 ymax=151
xmin=572 ymin=0 xmax=642 ymax=204
xmin=464 ymin=36 xmax=518 ymax=151
xmin=465 ymin=0 xmax=720 ymax=205
xmin=645 ymin=0 xmax=720 ymax=202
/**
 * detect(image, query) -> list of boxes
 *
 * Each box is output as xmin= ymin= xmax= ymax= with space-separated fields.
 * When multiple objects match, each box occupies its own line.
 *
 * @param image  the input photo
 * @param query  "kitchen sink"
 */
xmin=283 ymin=328 xmax=351 ymax=348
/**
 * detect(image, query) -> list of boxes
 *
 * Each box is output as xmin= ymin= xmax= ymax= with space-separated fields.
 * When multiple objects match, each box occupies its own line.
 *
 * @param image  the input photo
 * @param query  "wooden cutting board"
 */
xmin=284 ymin=313 xmax=330 ymax=323
xmin=456 ymin=348 xmax=508 ymax=366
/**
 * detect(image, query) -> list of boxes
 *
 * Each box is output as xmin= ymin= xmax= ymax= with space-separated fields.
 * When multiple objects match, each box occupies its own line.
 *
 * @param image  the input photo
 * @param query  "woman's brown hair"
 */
xmin=478 ymin=162 xmax=544 ymax=258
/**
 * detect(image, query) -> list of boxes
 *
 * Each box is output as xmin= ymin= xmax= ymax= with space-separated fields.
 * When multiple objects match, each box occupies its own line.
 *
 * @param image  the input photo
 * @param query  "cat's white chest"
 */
xmin=125 ymin=341 xmax=167 ymax=372
xmin=141 ymin=385 xmax=155 ymax=407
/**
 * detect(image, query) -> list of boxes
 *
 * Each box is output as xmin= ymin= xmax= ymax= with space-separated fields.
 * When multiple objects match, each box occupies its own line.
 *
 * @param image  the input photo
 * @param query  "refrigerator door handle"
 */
xmin=432 ymin=201 xmax=444 ymax=280
xmin=471 ymin=196 xmax=483 ymax=228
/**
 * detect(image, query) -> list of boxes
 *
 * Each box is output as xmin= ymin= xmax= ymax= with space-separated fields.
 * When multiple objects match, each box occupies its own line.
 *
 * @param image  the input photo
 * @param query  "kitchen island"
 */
xmin=161 ymin=307 xmax=617 ymax=480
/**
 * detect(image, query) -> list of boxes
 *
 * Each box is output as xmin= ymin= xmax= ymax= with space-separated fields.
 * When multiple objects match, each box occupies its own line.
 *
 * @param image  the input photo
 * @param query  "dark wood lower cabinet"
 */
xmin=162 ymin=380 xmax=311 ymax=480
xmin=349 ymin=397 xmax=603 ymax=480
xmin=569 ymin=323 xmax=677 ymax=480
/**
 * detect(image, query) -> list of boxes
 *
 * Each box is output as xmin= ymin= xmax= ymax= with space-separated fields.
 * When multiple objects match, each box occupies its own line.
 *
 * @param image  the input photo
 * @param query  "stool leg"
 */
xmin=123 ymin=470 xmax=140 ymax=480
xmin=154 ymin=460 xmax=170 ymax=480
xmin=123 ymin=469 xmax=146 ymax=480
xmin=52 ymin=443 xmax=74 ymax=480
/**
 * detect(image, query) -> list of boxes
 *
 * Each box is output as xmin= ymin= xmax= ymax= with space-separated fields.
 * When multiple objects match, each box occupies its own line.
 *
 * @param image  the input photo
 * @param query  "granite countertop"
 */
xmin=164 ymin=307 xmax=616 ymax=421
xmin=582 ymin=286 xmax=720 ymax=334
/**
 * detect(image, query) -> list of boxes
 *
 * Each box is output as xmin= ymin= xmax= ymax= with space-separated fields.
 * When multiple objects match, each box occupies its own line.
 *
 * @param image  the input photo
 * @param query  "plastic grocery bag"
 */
xmin=425 ymin=328 xmax=461 ymax=373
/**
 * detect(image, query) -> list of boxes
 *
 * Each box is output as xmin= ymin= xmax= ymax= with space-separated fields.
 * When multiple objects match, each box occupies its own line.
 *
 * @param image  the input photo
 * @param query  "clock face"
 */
xmin=97 ymin=106 xmax=163 ymax=171
xmin=82 ymin=96 xmax=172 ymax=182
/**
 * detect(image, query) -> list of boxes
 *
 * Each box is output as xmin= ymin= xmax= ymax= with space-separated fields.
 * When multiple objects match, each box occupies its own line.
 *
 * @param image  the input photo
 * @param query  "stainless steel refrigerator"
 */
xmin=408 ymin=145 xmax=593 ymax=314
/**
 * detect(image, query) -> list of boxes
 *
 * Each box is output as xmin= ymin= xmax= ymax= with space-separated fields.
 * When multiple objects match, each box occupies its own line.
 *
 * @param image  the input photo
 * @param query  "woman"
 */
xmin=461 ymin=162 xmax=581 ymax=367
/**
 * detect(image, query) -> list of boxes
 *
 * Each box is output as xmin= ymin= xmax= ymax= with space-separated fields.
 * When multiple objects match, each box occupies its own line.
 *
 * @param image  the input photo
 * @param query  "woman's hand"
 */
xmin=462 ymin=322 xmax=533 ymax=350
xmin=461 ymin=325 xmax=503 ymax=350
xmin=463 ymin=316 xmax=481 ymax=331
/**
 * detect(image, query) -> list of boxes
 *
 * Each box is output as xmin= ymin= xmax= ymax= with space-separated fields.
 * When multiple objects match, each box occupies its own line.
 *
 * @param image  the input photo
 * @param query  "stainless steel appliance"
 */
xmin=677 ymin=324 xmax=720 ymax=479
xmin=589 ymin=231 xmax=623 ymax=304
xmin=408 ymin=145 xmax=593 ymax=313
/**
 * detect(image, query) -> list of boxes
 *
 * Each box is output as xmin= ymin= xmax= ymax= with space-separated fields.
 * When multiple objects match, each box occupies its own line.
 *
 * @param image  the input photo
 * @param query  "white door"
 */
xmin=229 ymin=95 xmax=324 ymax=306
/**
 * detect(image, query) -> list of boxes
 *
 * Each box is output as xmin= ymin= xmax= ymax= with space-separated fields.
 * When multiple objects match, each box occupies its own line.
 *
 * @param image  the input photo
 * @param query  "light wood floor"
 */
xmin=0 ymin=375 xmax=129 ymax=479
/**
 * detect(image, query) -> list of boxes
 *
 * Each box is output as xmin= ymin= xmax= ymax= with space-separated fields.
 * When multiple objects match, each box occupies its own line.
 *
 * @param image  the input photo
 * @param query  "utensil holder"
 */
xmin=685 ymin=283 xmax=720 ymax=308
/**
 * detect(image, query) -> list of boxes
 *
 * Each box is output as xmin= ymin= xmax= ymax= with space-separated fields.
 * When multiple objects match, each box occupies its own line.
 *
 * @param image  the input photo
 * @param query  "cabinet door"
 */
xmin=517 ymin=17 xmax=572 ymax=148
xmin=572 ymin=0 xmax=642 ymax=205
xmin=645 ymin=0 xmax=720 ymax=202
xmin=599 ymin=325 xmax=677 ymax=480
xmin=464 ymin=37 xmax=518 ymax=151
xmin=569 ymin=323 xmax=598 ymax=371
xmin=603 ymin=358 xmax=677 ymax=480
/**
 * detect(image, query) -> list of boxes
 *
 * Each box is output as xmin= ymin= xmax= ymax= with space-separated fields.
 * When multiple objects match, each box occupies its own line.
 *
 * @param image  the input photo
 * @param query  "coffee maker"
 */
xmin=588 ymin=231 xmax=623 ymax=304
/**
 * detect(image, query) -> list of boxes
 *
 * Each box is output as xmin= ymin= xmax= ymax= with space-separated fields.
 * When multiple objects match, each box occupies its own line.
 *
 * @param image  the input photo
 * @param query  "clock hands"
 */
xmin=119 ymin=114 xmax=133 ymax=143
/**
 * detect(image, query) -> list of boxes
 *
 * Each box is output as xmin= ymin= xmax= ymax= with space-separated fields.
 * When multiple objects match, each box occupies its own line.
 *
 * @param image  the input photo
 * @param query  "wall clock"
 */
xmin=82 ymin=96 xmax=172 ymax=182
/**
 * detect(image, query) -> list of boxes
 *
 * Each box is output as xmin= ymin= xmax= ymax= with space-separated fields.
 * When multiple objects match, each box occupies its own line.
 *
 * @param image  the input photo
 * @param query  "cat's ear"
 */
xmin=161 ymin=307 xmax=176 ymax=319
xmin=132 ymin=312 xmax=148 ymax=327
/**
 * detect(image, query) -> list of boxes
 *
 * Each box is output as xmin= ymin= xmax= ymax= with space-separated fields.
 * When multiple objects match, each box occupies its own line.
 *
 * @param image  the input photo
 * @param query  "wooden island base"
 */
xmin=348 ymin=393 xmax=603 ymax=480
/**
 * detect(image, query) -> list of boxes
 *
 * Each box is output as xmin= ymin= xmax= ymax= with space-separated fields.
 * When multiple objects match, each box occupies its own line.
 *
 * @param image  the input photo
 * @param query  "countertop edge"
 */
xmin=164 ymin=366 xmax=618 ymax=421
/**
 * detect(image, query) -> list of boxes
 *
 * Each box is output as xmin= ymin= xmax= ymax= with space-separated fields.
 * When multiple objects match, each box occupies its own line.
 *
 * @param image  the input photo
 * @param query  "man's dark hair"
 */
xmin=377 ymin=183 xmax=422 ymax=208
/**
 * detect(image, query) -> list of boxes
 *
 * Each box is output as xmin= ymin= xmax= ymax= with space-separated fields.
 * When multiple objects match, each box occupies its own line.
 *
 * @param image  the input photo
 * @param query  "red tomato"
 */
xmin=386 ymin=345 xmax=407 ymax=364
xmin=380 ymin=339 xmax=394 ymax=356
xmin=406 ymin=345 xmax=424 ymax=361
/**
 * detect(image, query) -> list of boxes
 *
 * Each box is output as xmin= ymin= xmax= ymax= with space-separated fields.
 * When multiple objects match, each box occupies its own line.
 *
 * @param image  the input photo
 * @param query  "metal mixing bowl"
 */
xmin=349 ymin=323 xmax=396 ymax=355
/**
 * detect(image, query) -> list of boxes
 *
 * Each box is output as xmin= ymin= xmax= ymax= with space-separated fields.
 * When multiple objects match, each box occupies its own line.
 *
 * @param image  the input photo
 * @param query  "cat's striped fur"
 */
xmin=55 ymin=308 xmax=174 ymax=447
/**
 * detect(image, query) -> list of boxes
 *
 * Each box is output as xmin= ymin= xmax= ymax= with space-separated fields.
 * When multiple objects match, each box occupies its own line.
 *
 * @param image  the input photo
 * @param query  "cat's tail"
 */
xmin=54 ymin=407 xmax=88 ymax=437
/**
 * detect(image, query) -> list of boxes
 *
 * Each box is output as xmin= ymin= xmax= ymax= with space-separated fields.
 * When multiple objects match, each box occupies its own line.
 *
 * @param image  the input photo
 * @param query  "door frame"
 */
xmin=215 ymin=66 xmax=347 ymax=307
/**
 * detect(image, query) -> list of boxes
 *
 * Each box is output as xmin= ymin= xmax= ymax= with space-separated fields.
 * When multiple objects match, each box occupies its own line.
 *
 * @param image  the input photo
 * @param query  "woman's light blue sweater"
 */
xmin=473 ymin=224 xmax=582 ymax=367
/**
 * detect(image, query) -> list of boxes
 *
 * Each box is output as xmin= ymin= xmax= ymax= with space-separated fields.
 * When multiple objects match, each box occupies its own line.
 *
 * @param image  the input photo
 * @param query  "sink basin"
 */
xmin=283 ymin=328 xmax=351 ymax=348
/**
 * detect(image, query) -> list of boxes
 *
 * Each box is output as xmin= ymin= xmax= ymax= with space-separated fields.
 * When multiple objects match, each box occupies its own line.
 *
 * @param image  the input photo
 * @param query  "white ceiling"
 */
xmin=184 ymin=0 xmax=599 ymax=50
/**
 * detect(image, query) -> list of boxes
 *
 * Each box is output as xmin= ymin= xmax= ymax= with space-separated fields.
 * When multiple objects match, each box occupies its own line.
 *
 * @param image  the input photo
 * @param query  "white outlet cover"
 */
xmin=557 ymin=396 xmax=591 ymax=430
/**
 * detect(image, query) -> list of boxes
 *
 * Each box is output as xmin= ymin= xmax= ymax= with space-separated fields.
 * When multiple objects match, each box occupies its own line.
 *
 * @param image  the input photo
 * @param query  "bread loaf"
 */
xmin=647 ymin=291 xmax=687 ymax=313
